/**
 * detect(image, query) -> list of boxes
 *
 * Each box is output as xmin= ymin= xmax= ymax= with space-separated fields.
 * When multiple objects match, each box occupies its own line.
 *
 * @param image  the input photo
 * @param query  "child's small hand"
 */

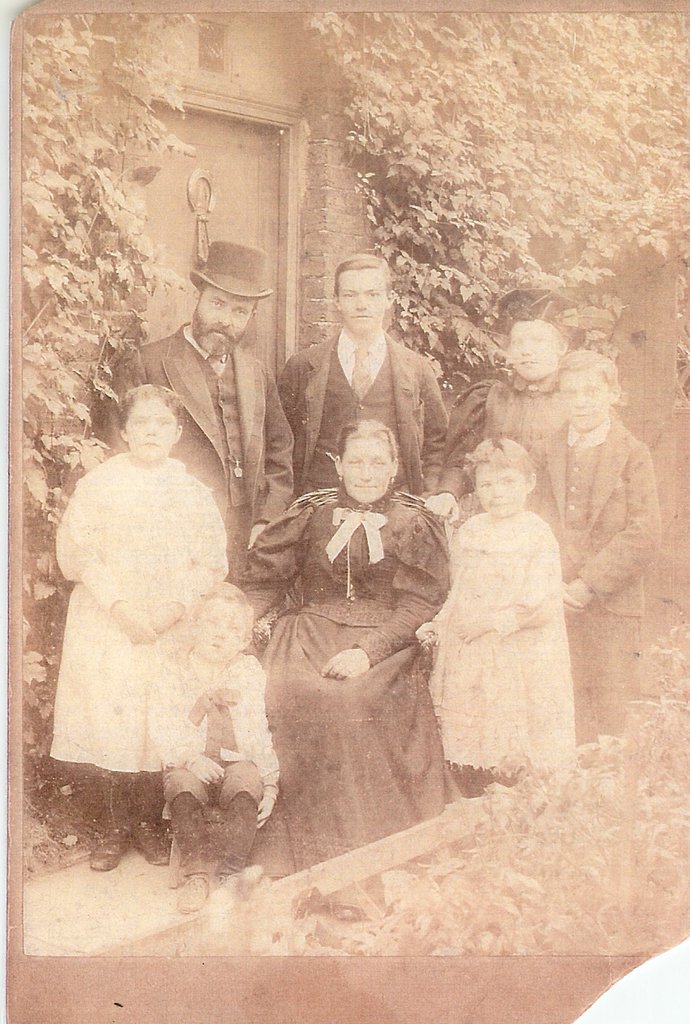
xmin=150 ymin=601 xmax=185 ymax=634
xmin=111 ymin=601 xmax=157 ymax=644
xmin=563 ymin=579 xmax=594 ymax=611
xmin=257 ymin=787 xmax=277 ymax=828
xmin=186 ymin=754 xmax=224 ymax=784
xmin=416 ymin=621 xmax=438 ymax=647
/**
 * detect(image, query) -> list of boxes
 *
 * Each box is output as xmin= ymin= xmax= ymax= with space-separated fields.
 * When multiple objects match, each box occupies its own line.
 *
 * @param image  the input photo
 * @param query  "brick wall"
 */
xmin=299 ymin=71 xmax=372 ymax=349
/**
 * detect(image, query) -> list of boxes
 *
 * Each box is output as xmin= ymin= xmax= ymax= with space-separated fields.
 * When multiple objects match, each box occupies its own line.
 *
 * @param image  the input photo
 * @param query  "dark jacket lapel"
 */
xmin=587 ymin=418 xmax=633 ymax=528
xmin=232 ymin=346 xmax=263 ymax=502
xmin=161 ymin=333 xmax=225 ymax=462
xmin=387 ymin=337 xmax=418 ymax=481
xmin=304 ymin=338 xmax=337 ymax=470
xmin=546 ymin=426 xmax=569 ymax=526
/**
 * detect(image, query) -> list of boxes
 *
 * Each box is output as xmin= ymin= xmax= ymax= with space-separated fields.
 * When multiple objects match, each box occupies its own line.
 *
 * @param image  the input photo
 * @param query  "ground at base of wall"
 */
xmin=23 ymin=761 xmax=107 ymax=878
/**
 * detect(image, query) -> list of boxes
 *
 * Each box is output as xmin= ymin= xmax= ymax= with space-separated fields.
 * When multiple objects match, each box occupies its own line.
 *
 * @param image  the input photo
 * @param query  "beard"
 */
xmin=191 ymin=308 xmax=239 ymax=358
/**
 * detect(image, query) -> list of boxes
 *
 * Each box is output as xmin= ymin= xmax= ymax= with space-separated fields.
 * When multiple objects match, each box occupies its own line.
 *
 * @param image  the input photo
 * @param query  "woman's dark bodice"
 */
xmin=242 ymin=492 xmax=450 ymax=662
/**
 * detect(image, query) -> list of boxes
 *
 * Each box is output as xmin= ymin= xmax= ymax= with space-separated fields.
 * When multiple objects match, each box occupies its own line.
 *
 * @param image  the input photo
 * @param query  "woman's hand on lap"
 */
xmin=186 ymin=755 xmax=224 ymax=784
xmin=321 ymin=648 xmax=371 ymax=679
xmin=111 ymin=601 xmax=157 ymax=644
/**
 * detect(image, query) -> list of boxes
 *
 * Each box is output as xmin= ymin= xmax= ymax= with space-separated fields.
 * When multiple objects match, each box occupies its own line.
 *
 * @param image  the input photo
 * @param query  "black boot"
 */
xmin=217 ymin=792 xmax=259 ymax=877
xmin=90 ymin=828 xmax=131 ymax=871
xmin=131 ymin=771 xmax=170 ymax=866
xmin=90 ymin=770 xmax=132 ymax=871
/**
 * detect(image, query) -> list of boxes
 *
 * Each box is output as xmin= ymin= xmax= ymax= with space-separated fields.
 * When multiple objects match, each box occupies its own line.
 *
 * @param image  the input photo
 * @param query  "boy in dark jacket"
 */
xmin=531 ymin=350 xmax=661 ymax=743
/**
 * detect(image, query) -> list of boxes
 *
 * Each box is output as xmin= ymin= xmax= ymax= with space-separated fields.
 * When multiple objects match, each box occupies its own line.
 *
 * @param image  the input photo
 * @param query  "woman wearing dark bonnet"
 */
xmin=241 ymin=419 xmax=449 ymax=871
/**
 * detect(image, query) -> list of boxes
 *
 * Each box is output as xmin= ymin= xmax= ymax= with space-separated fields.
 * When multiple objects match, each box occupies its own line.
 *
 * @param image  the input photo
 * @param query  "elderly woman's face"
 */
xmin=336 ymin=436 xmax=397 ymax=505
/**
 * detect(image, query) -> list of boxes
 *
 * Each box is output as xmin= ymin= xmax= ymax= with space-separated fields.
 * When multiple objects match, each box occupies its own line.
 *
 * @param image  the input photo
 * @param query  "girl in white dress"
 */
xmin=418 ymin=438 xmax=575 ymax=792
xmin=51 ymin=385 xmax=227 ymax=870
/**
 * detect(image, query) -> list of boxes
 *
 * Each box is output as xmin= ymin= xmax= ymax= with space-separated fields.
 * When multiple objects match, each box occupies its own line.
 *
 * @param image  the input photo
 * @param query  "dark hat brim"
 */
xmin=190 ymin=268 xmax=273 ymax=299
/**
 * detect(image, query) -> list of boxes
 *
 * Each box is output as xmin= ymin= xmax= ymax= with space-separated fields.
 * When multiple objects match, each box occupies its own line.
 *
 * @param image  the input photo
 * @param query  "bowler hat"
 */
xmin=190 ymin=241 xmax=273 ymax=299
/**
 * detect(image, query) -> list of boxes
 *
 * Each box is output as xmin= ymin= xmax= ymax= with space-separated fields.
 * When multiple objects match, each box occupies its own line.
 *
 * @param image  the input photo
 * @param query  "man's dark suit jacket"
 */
xmin=136 ymin=327 xmax=293 ymax=524
xmin=278 ymin=334 xmax=448 ymax=497
xmin=531 ymin=417 xmax=661 ymax=617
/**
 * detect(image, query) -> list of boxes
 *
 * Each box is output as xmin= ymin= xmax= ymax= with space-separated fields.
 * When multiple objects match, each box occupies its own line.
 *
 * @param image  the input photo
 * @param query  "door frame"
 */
xmin=184 ymin=85 xmax=304 ymax=367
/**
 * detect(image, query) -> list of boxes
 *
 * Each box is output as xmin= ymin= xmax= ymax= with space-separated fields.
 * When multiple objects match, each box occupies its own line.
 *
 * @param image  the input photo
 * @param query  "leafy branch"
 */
xmin=307 ymin=13 xmax=689 ymax=388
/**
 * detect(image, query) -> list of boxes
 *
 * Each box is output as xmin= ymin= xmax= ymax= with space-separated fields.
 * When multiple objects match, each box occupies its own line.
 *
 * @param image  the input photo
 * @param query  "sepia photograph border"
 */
xmin=7 ymin=1 xmax=689 ymax=1021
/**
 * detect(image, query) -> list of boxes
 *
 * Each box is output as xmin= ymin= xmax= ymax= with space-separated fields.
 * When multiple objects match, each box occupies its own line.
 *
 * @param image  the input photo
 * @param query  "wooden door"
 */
xmin=142 ymin=107 xmax=286 ymax=377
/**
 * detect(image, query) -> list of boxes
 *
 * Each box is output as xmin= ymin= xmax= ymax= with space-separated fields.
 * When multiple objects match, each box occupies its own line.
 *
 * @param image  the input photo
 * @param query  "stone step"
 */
xmin=24 ymin=801 xmax=485 ymax=956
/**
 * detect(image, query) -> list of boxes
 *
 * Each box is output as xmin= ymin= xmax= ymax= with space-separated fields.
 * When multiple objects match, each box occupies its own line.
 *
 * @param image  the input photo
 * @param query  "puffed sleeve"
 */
xmin=437 ymin=379 xmax=494 ymax=499
xmin=355 ymin=509 xmax=450 ymax=665
xmin=240 ymin=501 xmax=317 ymax=620
xmin=175 ymin=477 xmax=228 ymax=609
xmin=418 ymin=356 xmax=449 ymax=494
xmin=56 ymin=466 xmax=125 ymax=611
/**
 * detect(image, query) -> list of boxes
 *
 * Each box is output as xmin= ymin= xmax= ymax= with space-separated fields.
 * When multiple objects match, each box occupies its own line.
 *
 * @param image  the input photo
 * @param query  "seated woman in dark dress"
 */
xmin=241 ymin=419 xmax=449 ymax=871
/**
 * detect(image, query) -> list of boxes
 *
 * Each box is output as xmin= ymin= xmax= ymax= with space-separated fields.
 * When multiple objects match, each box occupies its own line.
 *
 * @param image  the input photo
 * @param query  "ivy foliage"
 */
xmin=307 ymin=13 xmax=689 ymax=386
xmin=21 ymin=14 xmax=192 ymax=769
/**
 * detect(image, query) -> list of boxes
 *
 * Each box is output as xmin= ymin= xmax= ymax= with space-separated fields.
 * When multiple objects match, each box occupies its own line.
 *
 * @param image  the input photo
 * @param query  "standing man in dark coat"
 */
xmin=278 ymin=253 xmax=448 ymax=500
xmin=133 ymin=241 xmax=294 ymax=579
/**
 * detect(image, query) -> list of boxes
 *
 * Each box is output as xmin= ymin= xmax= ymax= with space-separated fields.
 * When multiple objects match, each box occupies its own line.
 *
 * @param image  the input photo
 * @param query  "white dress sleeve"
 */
xmin=56 ymin=469 xmax=125 ymax=611
xmin=175 ymin=478 xmax=228 ymax=609
xmin=495 ymin=517 xmax=564 ymax=635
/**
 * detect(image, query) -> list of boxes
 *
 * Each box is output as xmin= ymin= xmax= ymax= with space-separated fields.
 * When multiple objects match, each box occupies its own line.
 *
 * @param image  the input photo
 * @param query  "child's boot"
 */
xmin=91 ymin=769 xmax=133 ymax=871
xmin=177 ymin=873 xmax=210 ymax=914
xmin=132 ymin=822 xmax=171 ymax=866
xmin=90 ymin=827 xmax=131 ymax=871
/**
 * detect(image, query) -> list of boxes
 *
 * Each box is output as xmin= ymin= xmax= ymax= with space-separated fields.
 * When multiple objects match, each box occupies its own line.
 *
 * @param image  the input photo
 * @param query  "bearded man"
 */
xmin=132 ymin=241 xmax=293 ymax=578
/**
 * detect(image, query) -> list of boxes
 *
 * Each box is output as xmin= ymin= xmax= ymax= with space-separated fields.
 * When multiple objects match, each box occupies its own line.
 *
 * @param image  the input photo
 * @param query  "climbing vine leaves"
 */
xmin=308 ymin=13 xmax=688 ymax=384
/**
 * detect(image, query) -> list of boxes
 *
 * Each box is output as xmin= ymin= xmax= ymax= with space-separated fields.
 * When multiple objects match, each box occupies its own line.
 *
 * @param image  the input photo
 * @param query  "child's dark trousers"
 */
xmin=164 ymin=760 xmax=263 ymax=880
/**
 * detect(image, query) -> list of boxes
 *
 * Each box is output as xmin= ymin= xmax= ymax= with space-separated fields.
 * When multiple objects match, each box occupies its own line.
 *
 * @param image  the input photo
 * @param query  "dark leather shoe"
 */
xmin=90 ymin=828 xmax=130 ymax=871
xmin=132 ymin=822 xmax=171 ymax=866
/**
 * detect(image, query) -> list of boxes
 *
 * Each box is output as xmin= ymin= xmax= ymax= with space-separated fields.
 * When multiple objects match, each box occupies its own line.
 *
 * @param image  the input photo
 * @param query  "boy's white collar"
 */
xmin=567 ymin=417 xmax=612 ymax=448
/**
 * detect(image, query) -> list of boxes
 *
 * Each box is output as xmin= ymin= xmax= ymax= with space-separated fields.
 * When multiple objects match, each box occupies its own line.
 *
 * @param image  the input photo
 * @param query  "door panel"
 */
xmin=143 ymin=108 xmax=284 ymax=376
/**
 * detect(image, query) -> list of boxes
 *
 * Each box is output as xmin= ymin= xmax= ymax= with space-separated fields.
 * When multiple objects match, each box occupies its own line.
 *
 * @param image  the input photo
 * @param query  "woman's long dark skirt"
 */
xmin=262 ymin=611 xmax=445 ymax=871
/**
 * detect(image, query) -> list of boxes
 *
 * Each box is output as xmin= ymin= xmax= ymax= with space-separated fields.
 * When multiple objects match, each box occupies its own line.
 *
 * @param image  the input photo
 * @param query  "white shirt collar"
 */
xmin=567 ymin=416 xmax=612 ymax=449
xmin=183 ymin=324 xmax=228 ymax=372
xmin=337 ymin=329 xmax=387 ymax=385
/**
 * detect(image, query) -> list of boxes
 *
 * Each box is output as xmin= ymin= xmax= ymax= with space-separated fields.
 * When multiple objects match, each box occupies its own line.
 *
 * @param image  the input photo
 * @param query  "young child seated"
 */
xmin=418 ymin=439 xmax=576 ymax=795
xmin=51 ymin=384 xmax=228 ymax=871
xmin=149 ymin=584 xmax=279 ymax=914
xmin=530 ymin=350 xmax=661 ymax=743
xmin=428 ymin=319 xmax=569 ymax=520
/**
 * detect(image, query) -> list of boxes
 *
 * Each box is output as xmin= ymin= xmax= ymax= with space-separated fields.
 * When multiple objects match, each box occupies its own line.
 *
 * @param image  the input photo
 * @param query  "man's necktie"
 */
xmin=351 ymin=346 xmax=372 ymax=398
